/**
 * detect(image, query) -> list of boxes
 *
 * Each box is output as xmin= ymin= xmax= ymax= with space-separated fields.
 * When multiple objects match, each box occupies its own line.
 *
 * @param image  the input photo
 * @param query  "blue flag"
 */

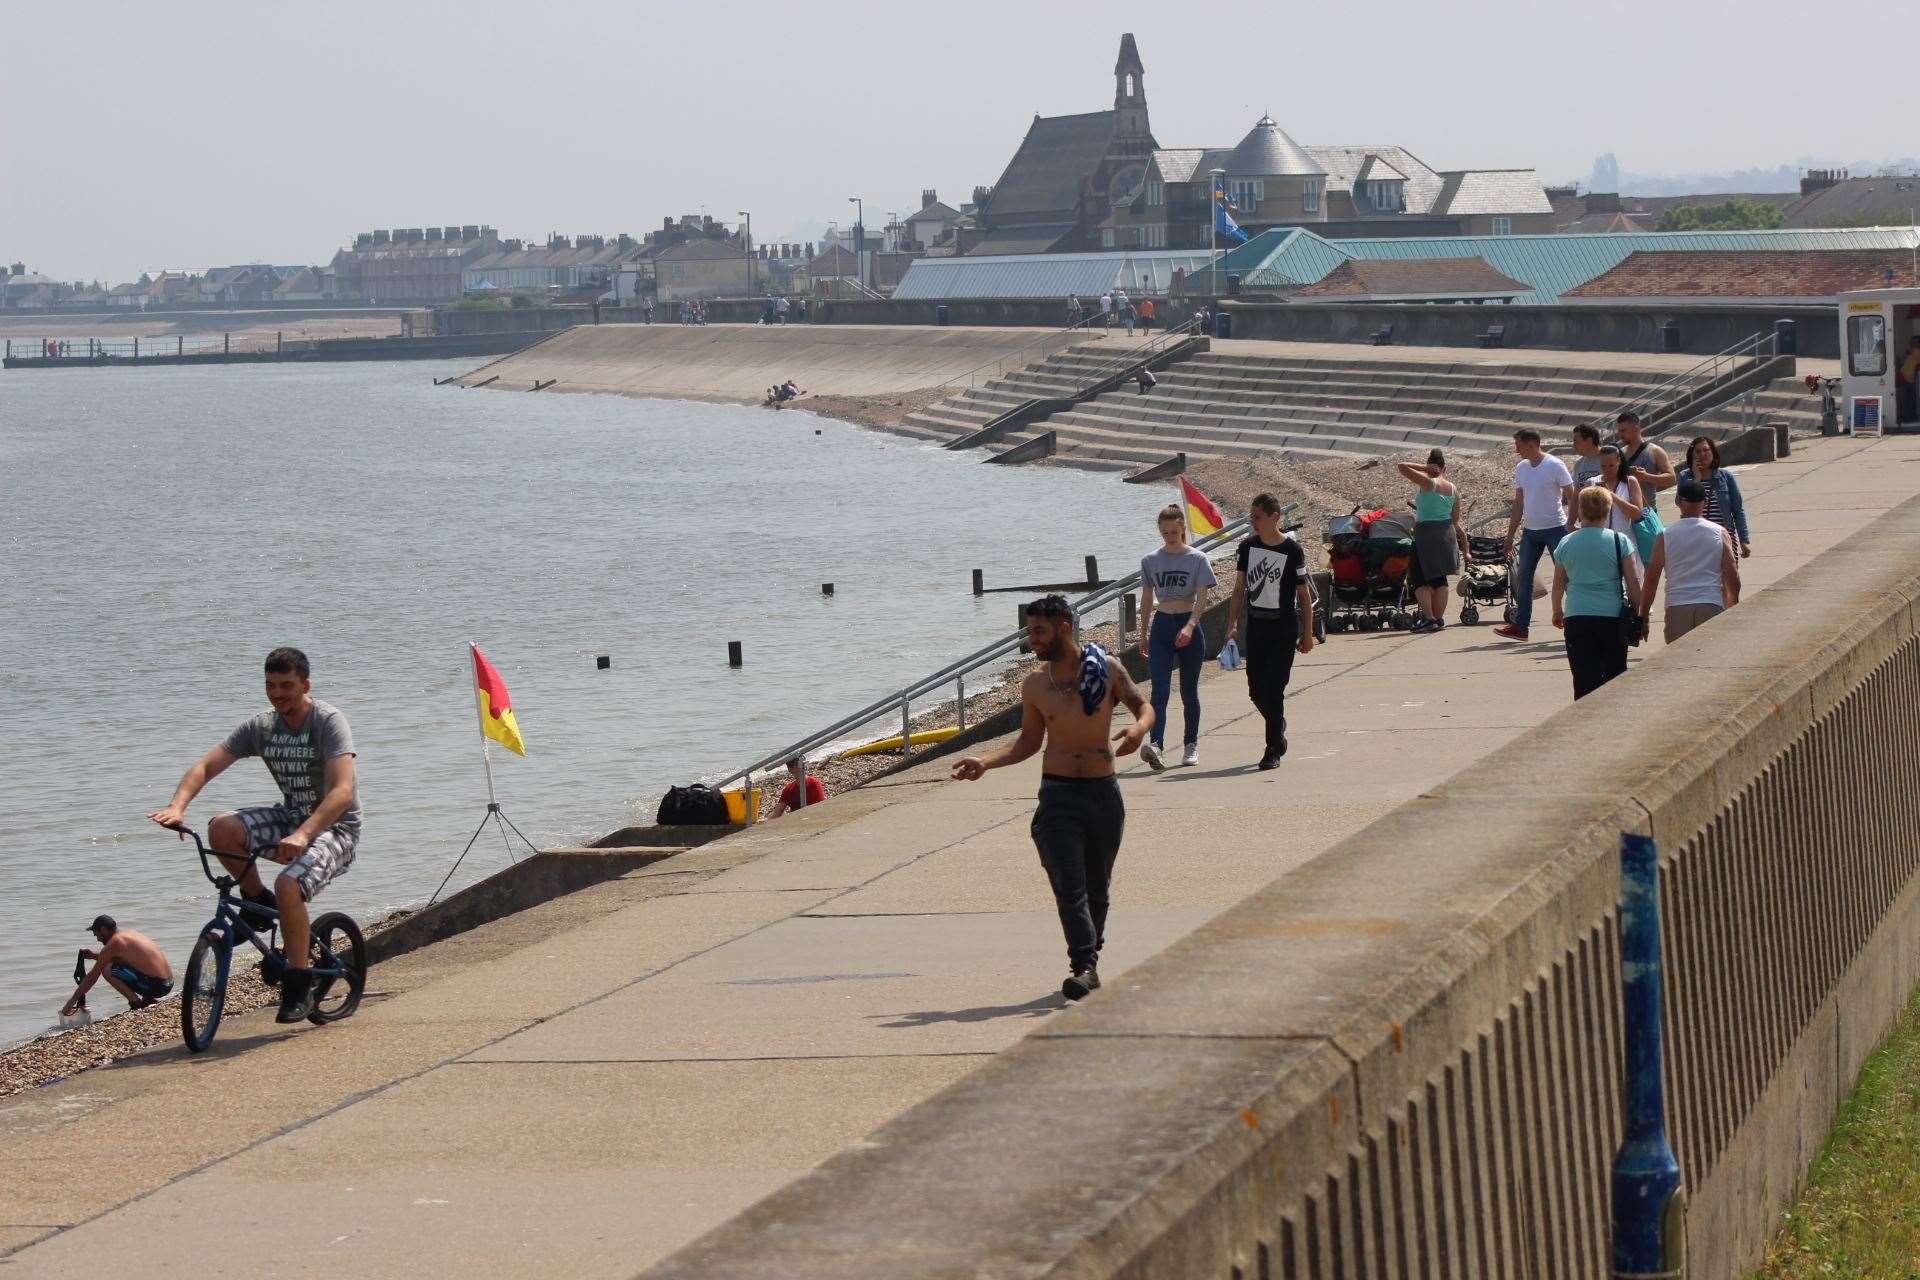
xmin=1213 ymin=179 xmax=1249 ymax=244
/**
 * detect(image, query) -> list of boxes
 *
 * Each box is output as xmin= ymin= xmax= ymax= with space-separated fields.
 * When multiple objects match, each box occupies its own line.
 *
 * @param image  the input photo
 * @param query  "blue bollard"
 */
xmin=1611 ymin=833 xmax=1684 ymax=1278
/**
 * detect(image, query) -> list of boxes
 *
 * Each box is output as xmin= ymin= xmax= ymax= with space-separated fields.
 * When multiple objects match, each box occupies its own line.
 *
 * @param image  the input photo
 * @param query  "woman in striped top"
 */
xmin=1676 ymin=436 xmax=1751 ymax=559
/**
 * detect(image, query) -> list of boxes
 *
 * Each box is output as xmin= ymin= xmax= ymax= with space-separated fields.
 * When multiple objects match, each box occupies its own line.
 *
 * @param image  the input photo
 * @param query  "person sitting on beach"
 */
xmin=770 ymin=756 xmax=826 ymax=817
xmin=64 ymin=915 xmax=172 ymax=1015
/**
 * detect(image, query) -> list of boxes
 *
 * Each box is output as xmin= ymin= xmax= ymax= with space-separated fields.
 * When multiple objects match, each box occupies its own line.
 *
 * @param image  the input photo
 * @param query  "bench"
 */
xmin=1368 ymin=324 xmax=1394 ymax=346
xmin=1479 ymin=323 xmax=1506 ymax=349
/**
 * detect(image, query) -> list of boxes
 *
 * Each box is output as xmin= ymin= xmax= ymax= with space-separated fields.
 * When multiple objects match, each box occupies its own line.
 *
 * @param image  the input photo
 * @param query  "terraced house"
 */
xmin=972 ymin=34 xmax=1553 ymax=257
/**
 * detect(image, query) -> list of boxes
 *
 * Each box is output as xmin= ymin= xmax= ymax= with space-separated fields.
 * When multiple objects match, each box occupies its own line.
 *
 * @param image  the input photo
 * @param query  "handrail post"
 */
xmin=900 ymin=700 xmax=912 ymax=756
xmin=956 ymin=677 xmax=966 ymax=732
xmin=1611 ymin=832 xmax=1685 ymax=1279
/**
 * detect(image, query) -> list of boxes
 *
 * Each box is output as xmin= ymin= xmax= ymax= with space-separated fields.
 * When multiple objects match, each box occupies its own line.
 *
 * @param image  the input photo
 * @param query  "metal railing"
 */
xmin=947 ymin=313 xmax=1209 ymax=422
xmin=5 ymin=332 xmax=320 ymax=360
xmin=1588 ymin=329 xmax=1779 ymax=437
xmin=925 ymin=313 xmax=1112 ymax=397
xmin=717 ymin=511 xmax=1255 ymax=817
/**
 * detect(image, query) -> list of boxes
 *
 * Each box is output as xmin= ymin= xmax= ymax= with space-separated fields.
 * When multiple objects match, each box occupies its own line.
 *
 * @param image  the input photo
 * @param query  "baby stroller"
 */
xmin=1457 ymin=514 xmax=1514 ymax=627
xmin=1323 ymin=506 xmax=1418 ymax=632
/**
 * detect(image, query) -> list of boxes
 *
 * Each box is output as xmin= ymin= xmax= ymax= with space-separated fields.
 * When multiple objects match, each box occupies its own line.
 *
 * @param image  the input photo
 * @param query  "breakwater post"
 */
xmin=727 ymin=641 xmax=743 ymax=668
xmin=1612 ymin=831 xmax=1685 ymax=1279
xmin=971 ymin=569 xmax=984 ymax=596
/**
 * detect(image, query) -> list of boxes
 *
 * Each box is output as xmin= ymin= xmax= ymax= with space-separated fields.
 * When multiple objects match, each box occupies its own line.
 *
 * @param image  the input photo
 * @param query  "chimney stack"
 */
xmin=1801 ymin=167 xmax=1848 ymax=196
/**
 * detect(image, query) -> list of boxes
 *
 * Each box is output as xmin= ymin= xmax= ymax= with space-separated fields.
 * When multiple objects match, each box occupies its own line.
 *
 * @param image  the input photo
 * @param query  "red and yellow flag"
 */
xmin=1181 ymin=476 xmax=1224 ymax=538
xmin=471 ymin=644 xmax=526 ymax=756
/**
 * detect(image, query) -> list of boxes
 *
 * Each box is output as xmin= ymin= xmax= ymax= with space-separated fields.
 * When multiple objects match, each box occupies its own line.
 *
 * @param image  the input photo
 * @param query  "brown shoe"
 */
xmin=1492 ymin=623 xmax=1529 ymax=640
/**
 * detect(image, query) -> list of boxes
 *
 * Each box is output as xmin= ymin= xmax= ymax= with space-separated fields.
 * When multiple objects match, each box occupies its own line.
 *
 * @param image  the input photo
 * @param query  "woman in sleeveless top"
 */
xmin=1396 ymin=449 xmax=1466 ymax=633
xmin=1596 ymin=446 xmax=1646 ymax=540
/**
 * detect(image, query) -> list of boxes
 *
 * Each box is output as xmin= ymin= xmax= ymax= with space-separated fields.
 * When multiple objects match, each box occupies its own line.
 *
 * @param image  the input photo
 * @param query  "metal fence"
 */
xmin=5 ymin=332 xmax=305 ymax=360
xmin=1588 ymin=328 xmax=1779 ymax=436
xmin=716 ymin=511 xmax=1254 ymax=818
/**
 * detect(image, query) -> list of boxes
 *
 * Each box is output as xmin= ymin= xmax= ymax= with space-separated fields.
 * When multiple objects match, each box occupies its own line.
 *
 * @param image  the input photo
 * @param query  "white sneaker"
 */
xmin=1181 ymin=743 xmax=1199 ymax=767
xmin=1140 ymin=741 xmax=1165 ymax=771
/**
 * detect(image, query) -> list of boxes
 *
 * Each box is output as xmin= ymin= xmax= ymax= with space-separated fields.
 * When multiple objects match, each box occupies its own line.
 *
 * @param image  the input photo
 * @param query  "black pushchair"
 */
xmin=1457 ymin=514 xmax=1515 ymax=626
xmin=1323 ymin=506 xmax=1418 ymax=632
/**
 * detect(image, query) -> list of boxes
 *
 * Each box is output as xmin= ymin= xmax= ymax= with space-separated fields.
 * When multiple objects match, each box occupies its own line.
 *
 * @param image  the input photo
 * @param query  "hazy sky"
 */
xmin=4 ymin=0 xmax=1910 ymax=282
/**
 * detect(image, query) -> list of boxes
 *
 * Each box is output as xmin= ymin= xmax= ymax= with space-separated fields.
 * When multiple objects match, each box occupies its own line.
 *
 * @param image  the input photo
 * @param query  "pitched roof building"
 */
xmin=1560 ymin=248 xmax=1920 ymax=304
xmin=1291 ymin=257 xmax=1530 ymax=303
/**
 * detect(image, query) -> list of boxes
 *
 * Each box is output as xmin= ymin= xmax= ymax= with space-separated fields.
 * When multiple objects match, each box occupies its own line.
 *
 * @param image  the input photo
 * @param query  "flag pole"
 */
xmin=469 ymin=641 xmax=499 ymax=811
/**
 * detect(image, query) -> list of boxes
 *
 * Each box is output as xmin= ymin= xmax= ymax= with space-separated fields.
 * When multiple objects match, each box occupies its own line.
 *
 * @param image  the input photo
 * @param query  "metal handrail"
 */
xmin=953 ymin=313 xmax=1208 ymax=416
xmin=927 ymin=313 xmax=1111 ymax=396
xmin=1588 ymin=329 xmax=1779 ymax=437
xmin=717 ymin=511 xmax=1256 ymax=809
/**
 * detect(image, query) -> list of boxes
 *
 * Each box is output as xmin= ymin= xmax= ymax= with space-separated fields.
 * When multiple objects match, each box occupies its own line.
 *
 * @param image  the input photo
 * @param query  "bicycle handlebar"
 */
xmin=161 ymin=823 xmax=263 ymax=887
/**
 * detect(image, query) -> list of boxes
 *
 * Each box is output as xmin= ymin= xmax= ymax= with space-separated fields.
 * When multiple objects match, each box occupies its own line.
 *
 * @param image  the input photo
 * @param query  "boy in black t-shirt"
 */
xmin=1223 ymin=493 xmax=1316 ymax=769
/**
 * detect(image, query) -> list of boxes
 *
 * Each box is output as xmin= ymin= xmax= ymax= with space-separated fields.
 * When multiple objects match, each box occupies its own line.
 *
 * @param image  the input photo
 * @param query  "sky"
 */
xmin=4 ymin=0 xmax=1915 ymax=283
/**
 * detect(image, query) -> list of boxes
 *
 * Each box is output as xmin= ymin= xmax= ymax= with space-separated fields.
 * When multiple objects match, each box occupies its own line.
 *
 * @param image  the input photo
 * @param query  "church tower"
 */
xmin=1113 ymin=33 xmax=1148 ymax=139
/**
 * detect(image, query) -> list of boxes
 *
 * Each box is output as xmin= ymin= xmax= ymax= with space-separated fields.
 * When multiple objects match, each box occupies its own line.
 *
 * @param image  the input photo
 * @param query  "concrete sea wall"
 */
xmin=433 ymin=299 xmax=1835 ymax=357
xmin=646 ymin=495 xmax=1920 ymax=1278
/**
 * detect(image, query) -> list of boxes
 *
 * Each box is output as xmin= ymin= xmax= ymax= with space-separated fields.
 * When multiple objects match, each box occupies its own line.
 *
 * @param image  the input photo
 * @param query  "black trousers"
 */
xmin=1244 ymin=613 xmax=1297 ymax=755
xmin=1031 ymin=775 xmax=1125 ymax=970
xmin=1564 ymin=615 xmax=1628 ymax=700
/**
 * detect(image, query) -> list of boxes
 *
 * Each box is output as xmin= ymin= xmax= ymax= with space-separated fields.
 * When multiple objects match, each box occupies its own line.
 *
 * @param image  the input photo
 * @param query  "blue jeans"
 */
xmin=1148 ymin=610 xmax=1204 ymax=748
xmin=1513 ymin=526 xmax=1567 ymax=630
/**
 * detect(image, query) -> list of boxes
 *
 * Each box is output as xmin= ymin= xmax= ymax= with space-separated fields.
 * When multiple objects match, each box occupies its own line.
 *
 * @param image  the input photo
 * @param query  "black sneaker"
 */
xmin=275 ymin=970 xmax=315 ymax=1024
xmin=1062 ymin=967 xmax=1101 ymax=1001
xmin=239 ymin=891 xmax=278 ymax=930
xmin=1257 ymin=752 xmax=1280 ymax=771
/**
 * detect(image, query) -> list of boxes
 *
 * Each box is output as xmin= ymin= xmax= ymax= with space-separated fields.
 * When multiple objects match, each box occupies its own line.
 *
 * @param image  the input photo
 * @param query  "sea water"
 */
xmin=0 ymin=360 xmax=1167 ymax=1046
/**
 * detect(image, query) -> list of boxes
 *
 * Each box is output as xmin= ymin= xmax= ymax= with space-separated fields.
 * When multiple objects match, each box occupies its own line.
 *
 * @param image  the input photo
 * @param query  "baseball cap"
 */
xmin=89 ymin=914 xmax=116 ymax=934
xmin=1676 ymin=479 xmax=1707 ymax=504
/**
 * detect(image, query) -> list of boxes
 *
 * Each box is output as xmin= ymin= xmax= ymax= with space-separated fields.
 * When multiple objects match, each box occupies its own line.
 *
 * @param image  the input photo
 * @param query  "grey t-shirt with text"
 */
xmin=1140 ymin=548 xmax=1218 ymax=600
xmin=223 ymin=699 xmax=362 ymax=829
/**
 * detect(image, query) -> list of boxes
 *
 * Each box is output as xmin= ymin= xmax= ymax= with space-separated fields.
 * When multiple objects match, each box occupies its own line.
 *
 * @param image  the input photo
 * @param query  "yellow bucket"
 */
xmin=722 ymin=786 xmax=763 ymax=824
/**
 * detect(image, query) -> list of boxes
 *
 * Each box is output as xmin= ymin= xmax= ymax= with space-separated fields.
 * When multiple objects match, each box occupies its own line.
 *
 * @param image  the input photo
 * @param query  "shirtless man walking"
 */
xmin=951 ymin=595 xmax=1154 ymax=1000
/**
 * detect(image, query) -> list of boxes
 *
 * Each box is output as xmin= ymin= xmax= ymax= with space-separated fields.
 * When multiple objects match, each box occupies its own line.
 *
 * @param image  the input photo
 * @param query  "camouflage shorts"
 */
xmin=233 ymin=805 xmax=359 ymax=902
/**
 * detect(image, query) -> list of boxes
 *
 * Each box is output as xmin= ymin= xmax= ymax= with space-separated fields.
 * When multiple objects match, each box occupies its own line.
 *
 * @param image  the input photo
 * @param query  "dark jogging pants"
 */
xmin=1031 ymin=775 xmax=1125 ymax=970
xmin=1244 ymin=612 xmax=1297 ymax=756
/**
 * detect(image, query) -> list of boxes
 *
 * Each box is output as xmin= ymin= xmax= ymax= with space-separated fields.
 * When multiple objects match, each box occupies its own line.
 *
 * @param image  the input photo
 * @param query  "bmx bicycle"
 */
xmin=164 ymin=823 xmax=366 ymax=1052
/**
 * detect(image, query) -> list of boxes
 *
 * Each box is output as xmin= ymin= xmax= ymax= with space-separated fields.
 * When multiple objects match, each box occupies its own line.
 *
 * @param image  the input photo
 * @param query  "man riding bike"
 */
xmin=148 ymin=647 xmax=361 ymax=1024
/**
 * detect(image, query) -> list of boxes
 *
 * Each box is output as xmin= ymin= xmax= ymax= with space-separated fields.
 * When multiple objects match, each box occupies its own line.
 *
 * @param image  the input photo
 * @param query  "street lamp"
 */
xmin=848 ymin=196 xmax=865 ymax=291
xmin=738 ymin=210 xmax=753 ymax=298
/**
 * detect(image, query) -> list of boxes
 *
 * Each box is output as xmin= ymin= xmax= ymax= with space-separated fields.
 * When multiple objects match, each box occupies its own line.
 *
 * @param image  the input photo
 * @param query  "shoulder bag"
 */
xmin=1614 ymin=531 xmax=1647 ymax=648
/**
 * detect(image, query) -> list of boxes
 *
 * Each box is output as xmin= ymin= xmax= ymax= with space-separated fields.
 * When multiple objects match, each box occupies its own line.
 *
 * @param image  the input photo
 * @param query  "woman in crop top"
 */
xmin=1397 ymin=450 xmax=1468 ymax=633
xmin=1137 ymin=504 xmax=1217 ymax=770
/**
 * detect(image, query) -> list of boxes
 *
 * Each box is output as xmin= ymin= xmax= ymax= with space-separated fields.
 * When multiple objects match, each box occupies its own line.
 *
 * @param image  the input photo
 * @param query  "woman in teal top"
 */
xmin=1551 ymin=486 xmax=1644 ymax=700
xmin=1396 ymin=449 xmax=1467 ymax=633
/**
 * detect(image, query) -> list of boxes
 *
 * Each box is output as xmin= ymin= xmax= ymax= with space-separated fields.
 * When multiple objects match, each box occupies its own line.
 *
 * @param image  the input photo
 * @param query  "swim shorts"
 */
xmin=109 ymin=962 xmax=173 ymax=1002
xmin=233 ymin=804 xmax=359 ymax=902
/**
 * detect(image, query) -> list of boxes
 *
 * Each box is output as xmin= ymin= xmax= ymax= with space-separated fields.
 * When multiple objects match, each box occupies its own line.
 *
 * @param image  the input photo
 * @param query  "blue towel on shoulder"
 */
xmin=1078 ymin=643 xmax=1110 ymax=716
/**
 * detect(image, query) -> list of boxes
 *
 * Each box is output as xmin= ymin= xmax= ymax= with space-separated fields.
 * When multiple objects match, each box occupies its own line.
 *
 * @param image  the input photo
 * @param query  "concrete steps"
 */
xmin=901 ymin=346 xmax=1711 ymax=469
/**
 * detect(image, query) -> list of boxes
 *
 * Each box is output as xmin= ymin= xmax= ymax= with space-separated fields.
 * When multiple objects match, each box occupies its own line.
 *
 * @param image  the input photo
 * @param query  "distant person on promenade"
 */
xmin=1099 ymin=291 xmax=1113 ymax=330
xmin=776 ymin=296 xmax=790 ymax=324
xmin=1122 ymin=300 xmax=1137 ymax=336
xmin=1138 ymin=298 xmax=1155 ymax=332
xmin=1641 ymin=478 xmax=1741 ymax=643
xmin=1677 ymin=435 xmax=1752 ymax=559
xmin=1551 ymin=487 xmax=1643 ymax=700
xmin=147 ymin=646 xmax=360 ymax=1025
xmin=1397 ymin=450 xmax=1467 ymax=633
xmin=1617 ymin=411 xmax=1675 ymax=514
xmin=643 ymin=300 xmax=654 ymax=324
xmin=950 ymin=596 xmax=1153 ymax=1001
xmin=770 ymin=756 xmax=826 ymax=817
xmin=1134 ymin=366 xmax=1157 ymax=394
xmin=1222 ymin=493 xmax=1315 ymax=769
xmin=1138 ymin=504 xmax=1217 ymax=769
xmin=62 ymin=916 xmax=172 ymax=1016
xmin=1569 ymin=424 xmax=1604 ymax=489
xmin=1494 ymin=429 xmax=1577 ymax=641
xmin=1067 ymin=294 xmax=1084 ymax=326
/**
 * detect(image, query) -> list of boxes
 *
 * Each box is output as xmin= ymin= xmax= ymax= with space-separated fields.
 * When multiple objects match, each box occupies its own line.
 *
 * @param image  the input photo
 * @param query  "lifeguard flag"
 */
xmin=471 ymin=644 xmax=526 ymax=756
xmin=1181 ymin=476 xmax=1224 ymax=537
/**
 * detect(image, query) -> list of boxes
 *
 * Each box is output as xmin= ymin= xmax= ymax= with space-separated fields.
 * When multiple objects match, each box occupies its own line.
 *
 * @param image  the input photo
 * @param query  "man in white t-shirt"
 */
xmin=1640 ymin=478 xmax=1740 ymax=643
xmin=1494 ymin=428 xmax=1576 ymax=640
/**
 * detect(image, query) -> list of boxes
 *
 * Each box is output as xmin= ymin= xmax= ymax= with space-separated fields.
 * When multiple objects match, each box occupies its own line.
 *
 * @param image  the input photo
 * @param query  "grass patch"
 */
xmin=1756 ymin=980 xmax=1920 ymax=1277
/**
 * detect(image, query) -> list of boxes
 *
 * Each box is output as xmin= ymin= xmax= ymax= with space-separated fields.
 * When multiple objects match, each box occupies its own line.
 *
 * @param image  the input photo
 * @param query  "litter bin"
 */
xmin=1774 ymin=317 xmax=1796 ymax=356
xmin=1658 ymin=319 xmax=1681 ymax=353
xmin=935 ymin=304 xmax=951 ymax=327
xmin=1215 ymin=310 xmax=1233 ymax=340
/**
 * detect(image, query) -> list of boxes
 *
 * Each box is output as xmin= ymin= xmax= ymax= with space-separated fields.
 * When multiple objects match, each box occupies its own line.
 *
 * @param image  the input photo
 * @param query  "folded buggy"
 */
xmin=1323 ymin=506 xmax=1417 ymax=632
xmin=1457 ymin=515 xmax=1514 ymax=626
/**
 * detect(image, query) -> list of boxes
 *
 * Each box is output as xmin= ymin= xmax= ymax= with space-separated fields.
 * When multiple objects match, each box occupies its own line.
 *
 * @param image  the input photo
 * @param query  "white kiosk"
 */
xmin=1836 ymin=287 xmax=1920 ymax=435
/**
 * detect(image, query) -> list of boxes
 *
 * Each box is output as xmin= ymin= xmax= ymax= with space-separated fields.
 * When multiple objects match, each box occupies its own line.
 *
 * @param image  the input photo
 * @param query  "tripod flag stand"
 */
xmin=431 ymin=642 xmax=538 ymax=905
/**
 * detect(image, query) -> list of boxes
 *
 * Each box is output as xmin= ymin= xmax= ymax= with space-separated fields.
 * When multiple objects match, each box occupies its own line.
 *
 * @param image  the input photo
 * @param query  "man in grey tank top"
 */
xmin=1639 ymin=479 xmax=1741 ymax=643
xmin=149 ymin=646 xmax=361 ymax=1024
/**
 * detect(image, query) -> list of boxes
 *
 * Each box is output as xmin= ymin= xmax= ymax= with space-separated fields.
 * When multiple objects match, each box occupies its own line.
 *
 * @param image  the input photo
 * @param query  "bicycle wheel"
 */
xmin=306 ymin=912 xmax=366 ymax=1024
xmin=181 ymin=931 xmax=231 ymax=1053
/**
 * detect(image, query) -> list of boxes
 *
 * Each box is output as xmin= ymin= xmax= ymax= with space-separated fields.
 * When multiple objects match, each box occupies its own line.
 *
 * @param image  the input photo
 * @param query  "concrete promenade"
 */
xmin=4 ymin=430 xmax=1914 ymax=1277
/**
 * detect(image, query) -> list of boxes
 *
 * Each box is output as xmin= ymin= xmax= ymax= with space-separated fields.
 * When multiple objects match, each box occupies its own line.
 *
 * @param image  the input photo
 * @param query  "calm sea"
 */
xmin=1 ymin=360 xmax=1163 ymax=1045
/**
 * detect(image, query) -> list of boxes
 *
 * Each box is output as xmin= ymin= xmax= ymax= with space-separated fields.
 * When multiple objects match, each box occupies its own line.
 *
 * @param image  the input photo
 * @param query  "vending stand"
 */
xmin=1837 ymin=287 xmax=1920 ymax=435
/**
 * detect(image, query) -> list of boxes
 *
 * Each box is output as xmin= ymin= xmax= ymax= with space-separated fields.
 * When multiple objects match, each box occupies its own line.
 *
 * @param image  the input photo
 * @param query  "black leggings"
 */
xmin=1031 ymin=775 xmax=1125 ymax=970
xmin=1564 ymin=615 xmax=1628 ymax=699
